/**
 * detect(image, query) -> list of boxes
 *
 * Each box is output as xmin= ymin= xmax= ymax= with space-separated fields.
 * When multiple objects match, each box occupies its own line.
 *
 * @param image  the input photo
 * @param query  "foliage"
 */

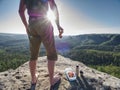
xmin=0 ymin=33 xmax=120 ymax=79
xmin=66 ymin=49 xmax=120 ymax=66
xmin=0 ymin=49 xmax=29 ymax=72
xmin=90 ymin=65 xmax=120 ymax=78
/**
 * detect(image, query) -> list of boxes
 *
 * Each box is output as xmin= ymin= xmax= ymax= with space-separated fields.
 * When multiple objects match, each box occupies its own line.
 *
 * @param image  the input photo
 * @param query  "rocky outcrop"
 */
xmin=0 ymin=55 xmax=120 ymax=90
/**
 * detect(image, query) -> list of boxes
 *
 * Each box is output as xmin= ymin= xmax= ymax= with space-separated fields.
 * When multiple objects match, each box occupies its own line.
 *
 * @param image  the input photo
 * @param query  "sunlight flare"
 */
xmin=47 ymin=7 xmax=56 ymax=24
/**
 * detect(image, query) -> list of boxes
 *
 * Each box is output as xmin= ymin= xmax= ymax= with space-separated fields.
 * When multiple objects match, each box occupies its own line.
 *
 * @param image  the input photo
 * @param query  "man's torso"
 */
xmin=25 ymin=0 xmax=49 ymax=16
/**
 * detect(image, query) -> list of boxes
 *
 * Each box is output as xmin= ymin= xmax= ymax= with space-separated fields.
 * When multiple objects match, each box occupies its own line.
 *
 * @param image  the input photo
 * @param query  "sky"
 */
xmin=0 ymin=0 xmax=120 ymax=35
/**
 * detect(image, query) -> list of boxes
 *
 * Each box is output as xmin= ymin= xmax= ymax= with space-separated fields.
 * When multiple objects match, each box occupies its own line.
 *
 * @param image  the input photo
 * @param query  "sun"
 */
xmin=47 ymin=8 xmax=56 ymax=25
xmin=46 ymin=6 xmax=58 ymax=35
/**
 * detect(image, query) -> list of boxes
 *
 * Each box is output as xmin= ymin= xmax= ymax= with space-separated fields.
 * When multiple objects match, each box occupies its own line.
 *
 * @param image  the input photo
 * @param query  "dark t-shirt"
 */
xmin=24 ymin=0 xmax=49 ymax=16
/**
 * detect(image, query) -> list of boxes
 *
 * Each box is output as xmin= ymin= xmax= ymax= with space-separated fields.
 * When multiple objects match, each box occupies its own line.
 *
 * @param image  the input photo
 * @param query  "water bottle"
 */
xmin=76 ymin=65 xmax=79 ymax=77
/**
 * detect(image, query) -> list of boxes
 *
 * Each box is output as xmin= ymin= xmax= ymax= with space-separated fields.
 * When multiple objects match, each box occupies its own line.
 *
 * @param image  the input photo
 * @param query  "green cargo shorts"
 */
xmin=28 ymin=17 xmax=58 ymax=61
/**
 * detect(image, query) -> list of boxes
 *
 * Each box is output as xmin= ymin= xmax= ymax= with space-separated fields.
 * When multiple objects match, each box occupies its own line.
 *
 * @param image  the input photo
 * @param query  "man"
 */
xmin=19 ymin=0 xmax=63 ymax=90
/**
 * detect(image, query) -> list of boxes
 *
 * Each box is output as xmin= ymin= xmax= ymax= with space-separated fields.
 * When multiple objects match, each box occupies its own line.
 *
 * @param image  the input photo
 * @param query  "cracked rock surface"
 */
xmin=0 ymin=55 xmax=120 ymax=90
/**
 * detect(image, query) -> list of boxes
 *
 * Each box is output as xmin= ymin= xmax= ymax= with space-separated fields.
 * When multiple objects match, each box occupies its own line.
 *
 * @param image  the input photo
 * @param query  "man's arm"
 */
xmin=49 ymin=0 xmax=63 ymax=38
xmin=19 ymin=0 xmax=29 ymax=34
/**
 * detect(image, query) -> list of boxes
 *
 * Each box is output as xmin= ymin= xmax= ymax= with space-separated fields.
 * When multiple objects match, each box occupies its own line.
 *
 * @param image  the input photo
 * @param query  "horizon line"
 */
xmin=0 ymin=32 xmax=120 ymax=36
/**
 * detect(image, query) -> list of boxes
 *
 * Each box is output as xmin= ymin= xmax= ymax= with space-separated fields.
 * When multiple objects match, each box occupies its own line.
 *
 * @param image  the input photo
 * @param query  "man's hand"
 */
xmin=58 ymin=25 xmax=64 ymax=38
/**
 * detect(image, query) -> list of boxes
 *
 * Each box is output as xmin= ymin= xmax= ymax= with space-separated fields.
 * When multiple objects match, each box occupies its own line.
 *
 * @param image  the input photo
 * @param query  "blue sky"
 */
xmin=0 ymin=0 xmax=120 ymax=35
xmin=0 ymin=0 xmax=19 ymax=20
xmin=66 ymin=0 xmax=120 ymax=27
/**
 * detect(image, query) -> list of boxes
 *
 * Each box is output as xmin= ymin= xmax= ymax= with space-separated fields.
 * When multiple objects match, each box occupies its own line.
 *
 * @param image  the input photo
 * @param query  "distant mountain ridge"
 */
xmin=60 ymin=34 xmax=120 ymax=46
xmin=0 ymin=33 xmax=120 ymax=46
xmin=0 ymin=33 xmax=28 ymax=45
xmin=0 ymin=33 xmax=120 ymax=53
xmin=55 ymin=34 xmax=120 ymax=53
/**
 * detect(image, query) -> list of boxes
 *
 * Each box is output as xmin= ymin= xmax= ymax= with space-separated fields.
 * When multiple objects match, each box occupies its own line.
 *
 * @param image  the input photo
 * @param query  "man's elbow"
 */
xmin=50 ymin=1 xmax=57 ymax=10
xmin=18 ymin=9 xmax=22 ymax=14
xmin=18 ymin=9 xmax=24 ymax=16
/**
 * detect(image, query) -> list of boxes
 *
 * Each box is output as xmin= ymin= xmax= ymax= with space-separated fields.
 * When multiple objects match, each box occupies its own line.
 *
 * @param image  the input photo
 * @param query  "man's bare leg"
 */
xmin=48 ymin=60 xmax=60 ymax=86
xmin=29 ymin=60 xmax=37 ymax=84
xmin=48 ymin=60 xmax=55 ymax=85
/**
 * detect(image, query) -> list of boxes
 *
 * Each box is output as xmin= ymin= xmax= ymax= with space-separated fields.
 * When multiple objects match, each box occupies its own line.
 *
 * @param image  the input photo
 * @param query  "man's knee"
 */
xmin=47 ymin=53 xmax=58 ymax=61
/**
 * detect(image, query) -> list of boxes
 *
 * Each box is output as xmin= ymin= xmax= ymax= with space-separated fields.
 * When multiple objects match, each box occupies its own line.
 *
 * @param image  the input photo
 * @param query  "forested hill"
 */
xmin=0 ymin=33 xmax=120 ymax=50
xmin=0 ymin=33 xmax=120 ymax=55
xmin=0 ymin=33 xmax=28 ymax=47
xmin=56 ymin=34 xmax=120 ymax=51
xmin=0 ymin=33 xmax=120 ymax=78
